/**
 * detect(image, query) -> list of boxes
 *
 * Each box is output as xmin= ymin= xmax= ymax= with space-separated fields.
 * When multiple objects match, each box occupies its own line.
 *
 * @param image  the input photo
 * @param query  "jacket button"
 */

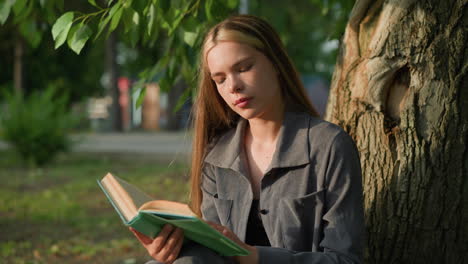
xmin=260 ymin=209 xmax=269 ymax=215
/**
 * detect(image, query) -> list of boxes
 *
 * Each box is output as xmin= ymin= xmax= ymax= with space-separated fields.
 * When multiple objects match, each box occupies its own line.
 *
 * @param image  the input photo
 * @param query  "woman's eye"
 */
xmin=214 ymin=78 xmax=225 ymax=85
xmin=239 ymin=64 xmax=252 ymax=72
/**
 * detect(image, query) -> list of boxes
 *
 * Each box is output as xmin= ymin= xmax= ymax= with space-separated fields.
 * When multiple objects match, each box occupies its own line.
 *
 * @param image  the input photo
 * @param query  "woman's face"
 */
xmin=206 ymin=41 xmax=283 ymax=121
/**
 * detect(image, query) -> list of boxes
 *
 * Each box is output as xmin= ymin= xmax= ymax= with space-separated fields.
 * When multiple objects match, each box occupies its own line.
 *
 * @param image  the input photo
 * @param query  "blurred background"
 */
xmin=0 ymin=0 xmax=353 ymax=263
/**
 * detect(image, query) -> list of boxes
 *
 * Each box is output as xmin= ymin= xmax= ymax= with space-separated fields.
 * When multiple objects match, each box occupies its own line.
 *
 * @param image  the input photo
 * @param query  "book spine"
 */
xmin=129 ymin=213 xmax=163 ymax=239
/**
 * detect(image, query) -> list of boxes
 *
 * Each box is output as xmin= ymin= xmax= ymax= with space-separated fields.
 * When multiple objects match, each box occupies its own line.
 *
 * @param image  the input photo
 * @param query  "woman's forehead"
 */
xmin=206 ymin=42 xmax=257 ymax=68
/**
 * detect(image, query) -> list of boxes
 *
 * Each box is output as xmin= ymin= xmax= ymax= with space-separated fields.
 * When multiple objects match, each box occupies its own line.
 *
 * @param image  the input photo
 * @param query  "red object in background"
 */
xmin=118 ymin=77 xmax=131 ymax=131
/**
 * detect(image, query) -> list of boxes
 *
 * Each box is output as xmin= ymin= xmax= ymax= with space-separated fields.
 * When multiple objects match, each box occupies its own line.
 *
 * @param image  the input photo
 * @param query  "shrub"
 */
xmin=0 ymin=86 xmax=79 ymax=166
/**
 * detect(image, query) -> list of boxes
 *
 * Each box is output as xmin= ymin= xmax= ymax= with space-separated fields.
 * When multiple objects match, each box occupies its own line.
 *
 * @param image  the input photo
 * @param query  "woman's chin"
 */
xmin=235 ymin=109 xmax=257 ymax=120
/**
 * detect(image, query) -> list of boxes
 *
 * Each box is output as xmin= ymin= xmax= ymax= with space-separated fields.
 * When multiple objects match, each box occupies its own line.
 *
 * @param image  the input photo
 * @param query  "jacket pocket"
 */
xmin=279 ymin=189 xmax=325 ymax=251
xmin=213 ymin=196 xmax=233 ymax=227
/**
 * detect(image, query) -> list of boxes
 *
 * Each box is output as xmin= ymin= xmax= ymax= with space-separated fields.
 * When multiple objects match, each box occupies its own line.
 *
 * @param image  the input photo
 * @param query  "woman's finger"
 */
xmin=206 ymin=221 xmax=224 ymax=232
xmin=207 ymin=222 xmax=232 ymax=238
xmin=206 ymin=223 xmax=246 ymax=249
xmin=129 ymin=227 xmax=153 ymax=245
xmin=166 ymin=233 xmax=184 ymax=264
xmin=150 ymin=224 xmax=175 ymax=253
xmin=157 ymin=228 xmax=183 ymax=261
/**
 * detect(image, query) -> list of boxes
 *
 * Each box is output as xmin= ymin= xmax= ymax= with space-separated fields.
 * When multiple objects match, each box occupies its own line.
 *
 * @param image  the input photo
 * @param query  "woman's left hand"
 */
xmin=207 ymin=221 xmax=259 ymax=264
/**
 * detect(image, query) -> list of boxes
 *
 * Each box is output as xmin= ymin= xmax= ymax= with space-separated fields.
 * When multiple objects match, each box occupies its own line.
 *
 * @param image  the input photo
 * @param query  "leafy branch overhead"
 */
xmin=0 ymin=0 xmax=64 ymax=48
xmin=49 ymin=0 xmax=238 ymax=104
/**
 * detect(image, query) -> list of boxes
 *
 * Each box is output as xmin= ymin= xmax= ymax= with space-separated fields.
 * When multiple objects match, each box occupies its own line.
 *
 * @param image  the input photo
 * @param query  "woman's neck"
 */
xmin=246 ymin=101 xmax=285 ymax=144
xmin=246 ymin=117 xmax=282 ymax=145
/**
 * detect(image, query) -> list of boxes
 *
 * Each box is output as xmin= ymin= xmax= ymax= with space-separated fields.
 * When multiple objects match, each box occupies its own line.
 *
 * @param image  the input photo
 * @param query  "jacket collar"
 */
xmin=204 ymin=111 xmax=311 ymax=173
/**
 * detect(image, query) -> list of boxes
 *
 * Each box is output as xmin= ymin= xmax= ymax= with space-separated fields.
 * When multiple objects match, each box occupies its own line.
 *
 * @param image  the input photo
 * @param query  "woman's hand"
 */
xmin=130 ymin=224 xmax=184 ymax=264
xmin=207 ymin=222 xmax=259 ymax=264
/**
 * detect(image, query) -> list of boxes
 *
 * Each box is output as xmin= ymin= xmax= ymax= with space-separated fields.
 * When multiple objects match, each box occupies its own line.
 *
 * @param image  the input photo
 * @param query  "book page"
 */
xmin=139 ymin=200 xmax=195 ymax=217
xmin=114 ymin=175 xmax=154 ymax=208
xmin=101 ymin=173 xmax=154 ymax=221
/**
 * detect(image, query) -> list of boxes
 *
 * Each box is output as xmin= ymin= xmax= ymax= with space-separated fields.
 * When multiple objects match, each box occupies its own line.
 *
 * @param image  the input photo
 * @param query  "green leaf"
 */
xmin=129 ymin=24 xmax=139 ymax=47
xmin=12 ymin=0 xmax=27 ymax=15
xmin=183 ymin=31 xmax=197 ymax=47
xmin=155 ymin=52 xmax=171 ymax=72
xmin=12 ymin=0 xmax=33 ymax=23
xmin=174 ymin=86 xmax=192 ymax=112
xmin=19 ymin=21 xmax=42 ymax=48
xmin=88 ymin=0 xmax=100 ymax=8
xmin=67 ymin=24 xmax=78 ymax=46
xmin=110 ymin=5 xmax=123 ymax=31
xmin=147 ymin=4 xmax=155 ymax=36
xmin=52 ymin=12 xmax=74 ymax=39
xmin=68 ymin=24 xmax=92 ymax=54
xmin=135 ymin=86 xmax=146 ymax=108
xmin=159 ymin=78 xmax=170 ymax=93
xmin=181 ymin=16 xmax=198 ymax=32
xmin=0 ymin=0 xmax=15 ymax=25
xmin=52 ymin=12 xmax=74 ymax=49
xmin=168 ymin=10 xmax=185 ymax=36
xmin=123 ymin=0 xmax=133 ymax=8
xmin=145 ymin=20 xmax=159 ymax=46
xmin=122 ymin=8 xmax=136 ymax=33
xmin=109 ymin=2 xmax=121 ymax=14
xmin=205 ymin=0 xmax=213 ymax=21
xmin=95 ymin=13 xmax=111 ymax=40
xmin=132 ymin=10 xmax=140 ymax=25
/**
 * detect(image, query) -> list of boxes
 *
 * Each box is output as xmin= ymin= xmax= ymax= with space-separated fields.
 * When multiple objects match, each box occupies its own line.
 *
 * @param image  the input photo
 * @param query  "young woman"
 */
xmin=132 ymin=15 xmax=364 ymax=264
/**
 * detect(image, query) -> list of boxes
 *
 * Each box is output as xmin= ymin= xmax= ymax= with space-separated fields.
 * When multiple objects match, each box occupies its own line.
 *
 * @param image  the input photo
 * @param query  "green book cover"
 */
xmin=98 ymin=173 xmax=249 ymax=257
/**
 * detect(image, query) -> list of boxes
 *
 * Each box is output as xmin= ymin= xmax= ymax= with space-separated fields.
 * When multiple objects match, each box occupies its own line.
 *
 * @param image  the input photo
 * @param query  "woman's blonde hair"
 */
xmin=190 ymin=15 xmax=319 ymax=216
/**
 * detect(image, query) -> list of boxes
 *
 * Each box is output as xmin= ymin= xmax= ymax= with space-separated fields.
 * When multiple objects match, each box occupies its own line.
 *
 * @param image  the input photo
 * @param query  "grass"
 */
xmin=0 ymin=150 xmax=190 ymax=264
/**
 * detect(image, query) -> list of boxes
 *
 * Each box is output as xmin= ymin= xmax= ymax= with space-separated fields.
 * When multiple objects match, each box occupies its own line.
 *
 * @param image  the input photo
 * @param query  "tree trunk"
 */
xmin=106 ymin=32 xmax=122 ymax=131
xmin=13 ymin=35 xmax=23 ymax=95
xmin=325 ymin=0 xmax=467 ymax=263
xmin=166 ymin=79 xmax=186 ymax=131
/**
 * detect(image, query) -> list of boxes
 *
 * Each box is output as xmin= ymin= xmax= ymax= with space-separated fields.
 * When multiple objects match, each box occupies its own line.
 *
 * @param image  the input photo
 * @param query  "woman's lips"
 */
xmin=234 ymin=97 xmax=251 ymax=108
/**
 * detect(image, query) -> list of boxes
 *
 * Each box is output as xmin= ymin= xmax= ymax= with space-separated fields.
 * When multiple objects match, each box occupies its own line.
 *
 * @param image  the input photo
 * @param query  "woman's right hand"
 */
xmin=130 ymin=224 xmax=184 ymax=264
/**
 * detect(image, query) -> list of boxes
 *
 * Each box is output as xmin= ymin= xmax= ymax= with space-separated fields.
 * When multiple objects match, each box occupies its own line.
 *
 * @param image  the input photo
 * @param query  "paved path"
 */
xmin=0 ymin=131 xmax=192 ymax=157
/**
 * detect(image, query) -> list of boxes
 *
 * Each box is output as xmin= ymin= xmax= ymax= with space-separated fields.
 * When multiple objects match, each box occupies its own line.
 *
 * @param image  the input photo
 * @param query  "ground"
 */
xmin=0 ymin=150 xmax=190 ymax=264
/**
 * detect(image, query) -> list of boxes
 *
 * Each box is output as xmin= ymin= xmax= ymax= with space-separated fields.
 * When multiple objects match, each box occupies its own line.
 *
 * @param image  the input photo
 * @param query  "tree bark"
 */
xmin=326 ymin=0 xmax=468 ymax=263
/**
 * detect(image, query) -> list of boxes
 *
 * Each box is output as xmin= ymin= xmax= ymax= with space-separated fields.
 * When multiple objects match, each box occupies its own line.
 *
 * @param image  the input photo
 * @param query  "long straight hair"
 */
xmin=190 ymin=15 xmax=319 ymax=216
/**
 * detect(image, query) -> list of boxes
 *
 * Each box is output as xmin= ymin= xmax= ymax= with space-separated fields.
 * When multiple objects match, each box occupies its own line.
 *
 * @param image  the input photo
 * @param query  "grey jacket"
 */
xmin=201 ymin=111 xmax=364 ymax=264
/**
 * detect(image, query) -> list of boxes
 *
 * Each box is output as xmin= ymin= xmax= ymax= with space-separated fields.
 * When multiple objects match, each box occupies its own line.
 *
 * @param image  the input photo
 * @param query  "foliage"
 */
xmin=250 ymin=0 xmax=354 ymax=79
xmin=0 ymin=0 xmax=354 ymax=115
xmin=0 ymin=0 xmax=64 ymax=49
xmin=0 ymin=151 xmax=189 ymax=263
xmin=44 ymin=0 xmax=353 ymax=105
xmin=47 ymin=0 xmax=239 ymax=106
xmin=0 ymin=86 xmax=79 ymax=166
xmin=0 ymin=0 xmax=354 ymax=108
xmin=0 ymin=1 xmax=106 ymax=103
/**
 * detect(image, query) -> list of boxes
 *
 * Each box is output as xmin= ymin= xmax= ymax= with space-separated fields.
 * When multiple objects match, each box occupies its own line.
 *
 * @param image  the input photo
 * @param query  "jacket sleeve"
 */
xmin=256 ymin=130 xmax=365 ymax=264
xmin=200 ymin=163 xmax=222 ymax=224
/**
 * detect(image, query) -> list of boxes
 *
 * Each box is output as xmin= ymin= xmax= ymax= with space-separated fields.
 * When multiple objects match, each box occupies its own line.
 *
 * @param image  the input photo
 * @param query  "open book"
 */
xmin=98 ymin=173 xmax=249 ymax=256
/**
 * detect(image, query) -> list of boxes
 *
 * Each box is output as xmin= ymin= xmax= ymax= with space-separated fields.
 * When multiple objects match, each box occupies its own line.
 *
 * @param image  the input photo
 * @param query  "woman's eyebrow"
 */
xmin=210 ymin=56 xmax=253 ymax=78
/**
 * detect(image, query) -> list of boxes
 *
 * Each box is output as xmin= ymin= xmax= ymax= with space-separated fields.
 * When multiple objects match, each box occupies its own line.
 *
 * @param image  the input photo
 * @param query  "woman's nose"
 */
xmin=227 ymin=74 xmax=243 ymax=93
